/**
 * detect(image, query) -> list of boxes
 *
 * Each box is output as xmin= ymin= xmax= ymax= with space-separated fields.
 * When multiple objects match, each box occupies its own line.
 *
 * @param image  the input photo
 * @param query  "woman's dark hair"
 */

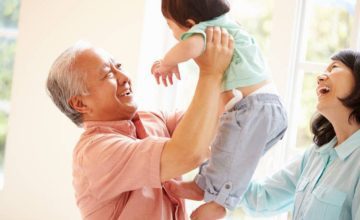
xmin=161 ymin=0 xmax=230 ymax=28
xmin=311 ymin=49 xmax=360 ymax=146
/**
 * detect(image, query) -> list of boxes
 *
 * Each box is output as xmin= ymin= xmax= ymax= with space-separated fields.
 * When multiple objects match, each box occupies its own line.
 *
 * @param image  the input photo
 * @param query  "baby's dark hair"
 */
xmin=161 ymin=0 xmax=230 ymax=28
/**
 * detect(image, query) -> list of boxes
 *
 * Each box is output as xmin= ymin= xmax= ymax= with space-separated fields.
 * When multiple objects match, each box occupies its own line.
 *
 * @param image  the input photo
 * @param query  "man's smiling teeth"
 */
xmin=119 ymin=90 xmax=131 ymax=96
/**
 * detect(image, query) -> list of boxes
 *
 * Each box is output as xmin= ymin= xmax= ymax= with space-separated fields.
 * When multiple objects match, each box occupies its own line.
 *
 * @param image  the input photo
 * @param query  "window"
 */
xmin=0 ymin=0 xmax=21 ymax=188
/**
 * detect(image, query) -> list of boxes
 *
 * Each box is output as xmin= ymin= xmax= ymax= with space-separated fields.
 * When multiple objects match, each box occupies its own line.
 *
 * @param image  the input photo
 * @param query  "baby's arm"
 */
xmin=151 ymin=34 xmax=205 ymax=86
xmin=163 ymin=34 xmax=205 ymax=66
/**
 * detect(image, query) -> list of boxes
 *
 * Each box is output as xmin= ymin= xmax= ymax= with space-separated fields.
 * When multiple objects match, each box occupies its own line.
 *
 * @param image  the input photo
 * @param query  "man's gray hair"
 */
xmin=46 ymin=41 xmax=92 ymax=127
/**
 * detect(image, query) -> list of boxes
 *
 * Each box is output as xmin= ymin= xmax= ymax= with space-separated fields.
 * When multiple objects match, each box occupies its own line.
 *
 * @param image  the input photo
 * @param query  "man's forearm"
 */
xmin=171 ymin=74 xmax=221 ymax=155
xmin=162 ymin=74 xmax=222 ymax=179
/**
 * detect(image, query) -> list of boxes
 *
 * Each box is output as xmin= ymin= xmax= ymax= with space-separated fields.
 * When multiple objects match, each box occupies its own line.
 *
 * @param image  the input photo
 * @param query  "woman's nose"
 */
xmin=317 ymin=73 xmax=329 ymax=84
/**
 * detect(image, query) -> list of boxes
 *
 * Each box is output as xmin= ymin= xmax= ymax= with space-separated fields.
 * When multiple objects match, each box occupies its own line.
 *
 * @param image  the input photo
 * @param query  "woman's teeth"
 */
xmin=318 ymin=86 xmax=330 ymax=95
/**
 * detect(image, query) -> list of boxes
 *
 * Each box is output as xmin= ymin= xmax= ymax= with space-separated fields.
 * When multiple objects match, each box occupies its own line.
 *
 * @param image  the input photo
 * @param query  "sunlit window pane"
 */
xmin=0 ymin=111 xmax=8 ymax=171
xmin=0 ymin=0 xmax=20 ymax=182
xmin=0 ymin=0 xmax=20 ymax=28
xmin=0 ymin=37 xmax=16 ymax=174
xmin=296 ymin=72 xmax=318 ymax=149
xmin=0 ymin=37 xmax=16 ymax=172
xmin=229 ymin=0 xmax=274 ymax=56
xmin=304 ymin=0 xmax=356 ymax=62
xmin=0 ymin=38 xmax=16 ymax=100
xmin=0 ymin=37 xmax=16 ymax=171
xmin=0 ymin=37 xmax=15 ymax=172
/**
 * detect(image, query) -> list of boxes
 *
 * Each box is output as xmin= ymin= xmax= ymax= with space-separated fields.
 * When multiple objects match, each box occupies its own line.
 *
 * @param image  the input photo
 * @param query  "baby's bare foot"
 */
xmin=191 ymin=202 xmax=226 ymax=220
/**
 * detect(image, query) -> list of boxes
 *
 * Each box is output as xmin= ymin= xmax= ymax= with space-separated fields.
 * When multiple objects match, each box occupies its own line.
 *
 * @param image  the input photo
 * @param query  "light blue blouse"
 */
xmin=240 ymin=129 xmax=360 ymax=220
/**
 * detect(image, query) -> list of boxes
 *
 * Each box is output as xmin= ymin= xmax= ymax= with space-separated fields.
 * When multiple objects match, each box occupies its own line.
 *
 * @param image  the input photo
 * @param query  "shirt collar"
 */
xmin=335 ymin=129 xmax=360 ymax=160
xmin=315 ymin=129 xmax=360 ymax=161
xmin=315 ymin=137 xmax=337 ymax=162
xmin=83 ymin=117 xmax=137 ymax=138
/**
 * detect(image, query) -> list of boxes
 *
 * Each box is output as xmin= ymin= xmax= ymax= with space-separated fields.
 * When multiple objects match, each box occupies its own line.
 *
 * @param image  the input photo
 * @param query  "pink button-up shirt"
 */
xmin=72 ymin=111 xmax=187 ymax=220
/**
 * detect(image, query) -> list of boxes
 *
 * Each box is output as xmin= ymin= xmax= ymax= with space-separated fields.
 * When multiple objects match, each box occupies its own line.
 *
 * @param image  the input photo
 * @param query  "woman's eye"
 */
xmin=331 ymin=63 xmax=340 ymax=69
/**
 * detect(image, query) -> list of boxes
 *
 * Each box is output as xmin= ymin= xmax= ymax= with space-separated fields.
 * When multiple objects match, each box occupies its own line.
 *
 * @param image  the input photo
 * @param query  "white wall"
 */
xmin=0 ymin=0 xmax=146 ymax=219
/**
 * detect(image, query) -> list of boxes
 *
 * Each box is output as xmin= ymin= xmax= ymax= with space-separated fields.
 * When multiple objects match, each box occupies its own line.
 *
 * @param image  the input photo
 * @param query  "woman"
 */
xmin=167 ymin=49 xmax=360 ymax=220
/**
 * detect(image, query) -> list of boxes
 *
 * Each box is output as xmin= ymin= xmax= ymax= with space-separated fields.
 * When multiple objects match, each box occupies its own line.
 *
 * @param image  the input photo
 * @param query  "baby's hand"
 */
xmin=151 ymin=60 xmax=181 ymax=86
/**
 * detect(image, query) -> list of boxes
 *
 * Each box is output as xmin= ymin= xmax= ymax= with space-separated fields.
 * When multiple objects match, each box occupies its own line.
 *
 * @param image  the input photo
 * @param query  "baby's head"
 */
xmin=161 ymin=0 xmax=230 ymax=39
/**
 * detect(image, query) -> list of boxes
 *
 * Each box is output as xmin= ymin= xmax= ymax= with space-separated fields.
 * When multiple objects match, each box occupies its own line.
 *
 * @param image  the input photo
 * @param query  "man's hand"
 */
xmin=195 ymin=27 xmax=234 ymax=79
xmin=151 ymin=60 xmax=181 ymax=86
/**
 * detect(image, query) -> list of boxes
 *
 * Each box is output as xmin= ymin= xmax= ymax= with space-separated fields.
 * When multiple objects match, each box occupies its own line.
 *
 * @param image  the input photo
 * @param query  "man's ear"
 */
xmin=185 ymin=19 xmax=196 ymax=28
xmin=68 ymin=96 xmax=89 ymax=114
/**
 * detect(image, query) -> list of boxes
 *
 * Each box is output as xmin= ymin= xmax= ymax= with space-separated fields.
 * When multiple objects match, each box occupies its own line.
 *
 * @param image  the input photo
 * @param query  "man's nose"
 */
xmin=115 ymin=70 xmax=130 ymax=86
xmin=317 ymin=73 xmax=329 ymax=84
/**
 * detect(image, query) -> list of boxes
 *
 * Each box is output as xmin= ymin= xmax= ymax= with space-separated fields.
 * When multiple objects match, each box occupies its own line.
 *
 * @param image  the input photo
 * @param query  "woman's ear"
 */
xmin=185 ymin=19 xmax=196 ymax=28
xmin=68 ymin=95 xmax=89 ymax=114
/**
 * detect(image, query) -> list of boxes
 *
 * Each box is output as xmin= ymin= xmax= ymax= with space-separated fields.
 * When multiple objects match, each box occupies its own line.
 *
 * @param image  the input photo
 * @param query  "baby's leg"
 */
xmin=195 ymin=93 xmax=287 ymax=210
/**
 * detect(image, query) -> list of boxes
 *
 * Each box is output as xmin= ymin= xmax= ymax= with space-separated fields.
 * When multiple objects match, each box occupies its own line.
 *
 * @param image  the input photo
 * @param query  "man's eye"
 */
xmin=107 ymin=72 xmax=115 ymax=78
xmin=115 ymin=63 xmax=122 ymax=69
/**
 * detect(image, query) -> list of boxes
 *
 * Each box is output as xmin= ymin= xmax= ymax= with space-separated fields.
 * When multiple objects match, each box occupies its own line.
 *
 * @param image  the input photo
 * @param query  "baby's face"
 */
xmin=165 ymin=18 xmax=189 ymax=40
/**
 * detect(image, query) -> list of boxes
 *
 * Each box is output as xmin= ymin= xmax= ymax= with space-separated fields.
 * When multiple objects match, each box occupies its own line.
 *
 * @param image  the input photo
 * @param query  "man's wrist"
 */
xmin=198 ymin=72 xmax=223 ymax=83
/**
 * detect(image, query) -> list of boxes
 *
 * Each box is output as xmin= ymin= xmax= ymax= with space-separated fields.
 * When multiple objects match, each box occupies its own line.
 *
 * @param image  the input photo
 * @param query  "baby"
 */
xmin=151 ymin=0 xmax=288 ymax=219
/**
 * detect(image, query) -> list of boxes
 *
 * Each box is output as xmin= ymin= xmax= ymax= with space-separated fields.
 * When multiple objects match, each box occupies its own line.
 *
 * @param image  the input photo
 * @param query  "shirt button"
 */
xmin=225 ymin=184 xmax=231 ymax=190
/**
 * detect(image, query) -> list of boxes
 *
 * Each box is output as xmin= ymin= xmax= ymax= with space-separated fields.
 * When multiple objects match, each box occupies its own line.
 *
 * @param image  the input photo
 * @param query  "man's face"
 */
xmin=75 ymin=48 xmax=137 ymax=121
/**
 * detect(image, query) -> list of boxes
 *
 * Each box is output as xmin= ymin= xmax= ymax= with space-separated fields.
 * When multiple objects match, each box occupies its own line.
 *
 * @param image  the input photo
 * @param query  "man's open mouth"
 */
xmin=119 ymin=89 xmax=132 ymax=97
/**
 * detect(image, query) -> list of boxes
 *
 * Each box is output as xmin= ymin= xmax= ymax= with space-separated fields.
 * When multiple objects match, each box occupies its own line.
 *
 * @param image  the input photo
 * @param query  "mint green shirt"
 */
xmin=181 ymin=14 xmax=269 ymax=91
xmin=240 ymin=129 xmax=360 ymax=220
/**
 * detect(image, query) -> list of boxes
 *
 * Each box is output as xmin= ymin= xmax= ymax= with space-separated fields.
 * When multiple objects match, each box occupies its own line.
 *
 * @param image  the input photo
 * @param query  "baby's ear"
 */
xmin=185 ymin=19 xmax=196 ymax=28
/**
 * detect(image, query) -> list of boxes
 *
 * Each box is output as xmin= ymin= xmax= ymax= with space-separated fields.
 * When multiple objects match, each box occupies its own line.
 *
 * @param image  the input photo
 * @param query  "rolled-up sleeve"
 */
xmin=79 ymin=134 xmax=168 ymax=201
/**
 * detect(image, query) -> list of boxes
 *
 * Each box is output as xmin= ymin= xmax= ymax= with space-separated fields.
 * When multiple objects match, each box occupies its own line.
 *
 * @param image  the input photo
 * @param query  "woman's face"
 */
xmin=316 ymin=59 xmax=355 ymax=113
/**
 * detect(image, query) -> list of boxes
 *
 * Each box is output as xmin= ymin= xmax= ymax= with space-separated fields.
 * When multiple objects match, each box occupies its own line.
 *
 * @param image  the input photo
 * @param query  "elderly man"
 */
xmin=46 ymin=27 xmax=233 ymax=220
